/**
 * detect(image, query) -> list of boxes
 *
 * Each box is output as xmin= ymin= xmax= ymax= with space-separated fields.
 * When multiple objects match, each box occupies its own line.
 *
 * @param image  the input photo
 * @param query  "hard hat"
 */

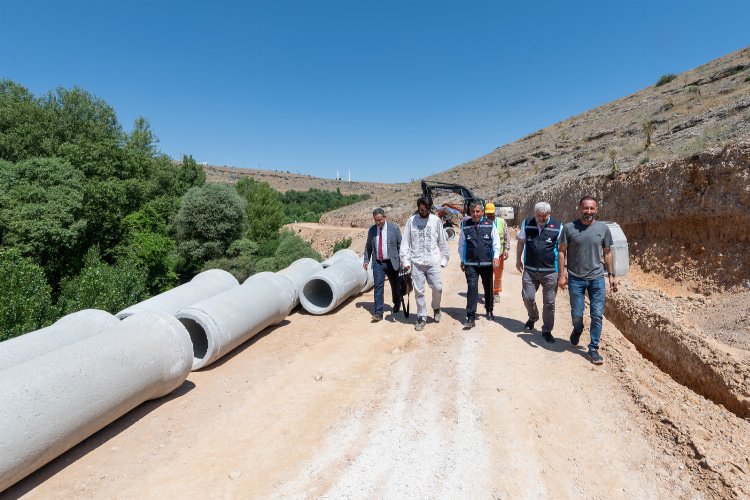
xmin=484 ymin=202 xmax=496 ymax=214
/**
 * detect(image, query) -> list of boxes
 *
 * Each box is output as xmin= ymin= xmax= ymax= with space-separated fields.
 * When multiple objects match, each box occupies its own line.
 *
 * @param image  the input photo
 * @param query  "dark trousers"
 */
xmin=373 ymin=259 xmax=400 ymax=315
xmin=465 ymin=265 xmax=494 ymax=319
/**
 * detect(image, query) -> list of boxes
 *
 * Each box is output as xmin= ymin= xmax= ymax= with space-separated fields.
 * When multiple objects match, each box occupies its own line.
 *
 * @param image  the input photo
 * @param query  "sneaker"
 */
xmin=393 ymin=303 xmax=401 ymax=314
xmin=542 ymin=331 xmax=556 ymax=343
xmin=589 ymin=350 xmax=604 ymax=365
xmin=524 ymin=320 xmax=535 ymax=332
xmin=371 ymin=313 xmax=383 ymax=322
xmin=570 ymin=330 xmax=582 ymax=346
xmin=486 ymin=311 xmax=494 ymax=321
xmin=463 ymin=317 xmax=476 ymax=329
xmin=433 ymin=308 xmax=441 ymax=323
xmin=415 ymin=317 xmax=427 ymax=331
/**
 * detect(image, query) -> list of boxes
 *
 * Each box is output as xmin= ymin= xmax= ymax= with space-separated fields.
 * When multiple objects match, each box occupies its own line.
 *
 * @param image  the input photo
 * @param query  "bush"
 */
xmin=655 ymin=74 xmax=677 ymax=87
xmin=0 ymin=249 xmax=57 ymax=341
xmin=333 ymin=237 xmax=352 ymax=253
xmin=202 ymin=238 xmax=259 ymax=282
xmin=255 ymin=230 xmax=321 ymax=272
xmin=173 ymin=183 xmax=246 ymax=275
xmin=57 ymin=247 xmax=148 ymax=315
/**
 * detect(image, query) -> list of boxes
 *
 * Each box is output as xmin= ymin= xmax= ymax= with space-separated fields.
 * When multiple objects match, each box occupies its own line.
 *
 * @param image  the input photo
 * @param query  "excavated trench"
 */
xmin=509 ymin=143 xmax=750 ymax=420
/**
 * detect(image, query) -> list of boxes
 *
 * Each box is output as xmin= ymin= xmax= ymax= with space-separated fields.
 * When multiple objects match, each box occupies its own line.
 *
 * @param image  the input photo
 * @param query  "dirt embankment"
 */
xmin=502 ymin=143 xmax=750 ymax=423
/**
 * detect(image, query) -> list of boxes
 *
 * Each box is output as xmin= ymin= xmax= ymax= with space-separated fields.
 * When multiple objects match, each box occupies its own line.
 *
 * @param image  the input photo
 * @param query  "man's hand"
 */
xmin=460 ymin=262 xmax=465 ymax=272
xmin=558 ymin=274 xmax=568 ymax=290
xmin=503 ymin=251 xmax=509 ymax=261
xmin=363 ymin=262 xmax=368 ymax=270
xmin=492 ymin=258 xmax=500 ymax=268
xmin=403 ymin=265 xmax=410 ymax=272
xmin=609 ymin=275 xmax=618 ymax=292
xmin=516 ymin=260 xmax=523 ymax=273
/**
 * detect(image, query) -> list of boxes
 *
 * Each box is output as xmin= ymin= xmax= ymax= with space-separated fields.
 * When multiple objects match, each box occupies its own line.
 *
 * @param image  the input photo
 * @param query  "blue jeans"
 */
xmin=567 ymin=275 xmax=605 ymax=352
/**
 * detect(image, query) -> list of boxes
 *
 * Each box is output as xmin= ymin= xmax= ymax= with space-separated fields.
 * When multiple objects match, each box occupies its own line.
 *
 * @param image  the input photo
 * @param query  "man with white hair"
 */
xmin=516 ymin=201 xmax=562 ymax=343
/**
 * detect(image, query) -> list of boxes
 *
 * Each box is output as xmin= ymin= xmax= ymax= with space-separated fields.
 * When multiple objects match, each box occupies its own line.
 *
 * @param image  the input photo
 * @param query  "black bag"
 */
xmin=398 ymin=269 xmax=413 ymax=318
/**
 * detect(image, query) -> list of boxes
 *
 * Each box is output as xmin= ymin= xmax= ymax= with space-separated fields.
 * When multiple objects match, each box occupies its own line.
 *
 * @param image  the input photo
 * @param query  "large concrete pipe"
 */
xmin=299 ymin=257 xmax=368 ymax=315
xmin=0 ymin=309 xmax=119 ymax=371
xmin=276 ymin=258 xmax=324 ymax=307
xmin=176 ymin=272 xmax=296 ymax=370
xmin=0 ymin=312 xmax=193 ymax=492
xmin=116 ymin=269 xmax=239 ymax=319
xmin=320 ymin=248 xmax=359 ymax=268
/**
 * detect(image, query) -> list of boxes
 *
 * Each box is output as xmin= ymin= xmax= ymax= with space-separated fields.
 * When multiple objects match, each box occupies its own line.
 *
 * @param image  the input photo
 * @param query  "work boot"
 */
xmin=542 ymin=331 xmax=555 ymax=343
xmin=371 ymin=313 xmax=383 ymax=322
xmin=393 ymin=302 xmax=401 ymax=314
xmin=415 ymin=316 xmax=427 ymax=331
xmin=433 ymin=308 xmax=441 ymax=323
xmin=524 ymin=320 xmax=535 ymax=332
xmin=463 ymin=317 xmax=476 ymax=329
xmin=570 ymin=329 xmax=582 ymax=346
xmin=589 ymin=350 xmax=604 ymax=365
xmin=486 ymin=311 xmax=494 ymax=321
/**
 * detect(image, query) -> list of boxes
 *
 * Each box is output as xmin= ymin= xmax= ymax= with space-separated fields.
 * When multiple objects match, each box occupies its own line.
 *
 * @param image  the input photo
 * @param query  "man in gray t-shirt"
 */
xmin=558 ymin=196 xmax=618 ymax=365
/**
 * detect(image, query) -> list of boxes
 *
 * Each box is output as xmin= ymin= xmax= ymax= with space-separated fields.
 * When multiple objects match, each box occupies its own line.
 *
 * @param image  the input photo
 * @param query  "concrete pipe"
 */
xmin=320 ymin=248 xmax=359 ymax=268
xmin=276 ymin=258 xmax=324 ymax=306
xmin=0 ymin=309 xmax=119 ymax=372
xmin=299 ymin=258 xmax=368 ymax=315
xmin=116 ymin=269 xmax=239 ymax=319
xmin=0 ymin=312 xmax=193 ymax=492
xmin=177 ymin=272 xmax=296 ymax=370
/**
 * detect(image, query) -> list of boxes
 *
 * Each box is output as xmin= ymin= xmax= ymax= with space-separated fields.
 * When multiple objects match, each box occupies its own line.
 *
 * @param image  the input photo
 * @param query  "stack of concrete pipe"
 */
xmin=176 ymin=261 xmax=323 ymax=370
xmin=0 ymin=312 xmax=193 ymax=492
xmin=300 ymin=250 xmax=369 ymax=315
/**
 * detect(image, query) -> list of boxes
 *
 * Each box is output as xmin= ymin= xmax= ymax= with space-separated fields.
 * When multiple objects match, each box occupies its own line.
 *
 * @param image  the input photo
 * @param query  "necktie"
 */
xmin=378 ymin=227 xmax=383 ymax=261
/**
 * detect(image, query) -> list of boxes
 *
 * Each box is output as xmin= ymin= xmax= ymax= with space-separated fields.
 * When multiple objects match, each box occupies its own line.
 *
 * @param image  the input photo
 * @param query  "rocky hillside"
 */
xmin=320 ymin=45 xmax=750 ymax=227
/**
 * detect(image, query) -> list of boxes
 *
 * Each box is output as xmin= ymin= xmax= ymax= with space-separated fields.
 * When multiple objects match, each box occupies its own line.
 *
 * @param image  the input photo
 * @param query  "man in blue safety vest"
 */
xmin=458 ymin=201 xmax=501 ymax=329
xmin=516 ymin=201 xmax=561 ymax=343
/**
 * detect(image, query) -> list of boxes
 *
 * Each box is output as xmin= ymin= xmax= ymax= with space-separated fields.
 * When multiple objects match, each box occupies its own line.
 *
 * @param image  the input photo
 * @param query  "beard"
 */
xmin=582 ymin=214 xmax=595 ymax=222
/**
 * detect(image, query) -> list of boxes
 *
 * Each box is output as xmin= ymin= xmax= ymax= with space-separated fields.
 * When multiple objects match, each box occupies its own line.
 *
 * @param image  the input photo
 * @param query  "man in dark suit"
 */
xmin=363 ymin=207 xmax=402 ymax=321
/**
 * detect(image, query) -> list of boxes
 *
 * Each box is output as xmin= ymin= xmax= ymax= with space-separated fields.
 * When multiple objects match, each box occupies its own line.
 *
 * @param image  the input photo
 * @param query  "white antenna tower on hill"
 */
xmin=348 ymin=170 xmax=351 ymax=182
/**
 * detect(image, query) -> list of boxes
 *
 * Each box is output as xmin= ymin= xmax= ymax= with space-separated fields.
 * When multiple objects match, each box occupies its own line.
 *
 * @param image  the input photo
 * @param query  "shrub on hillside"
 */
xmin=332 ymin=237 xmax=352 ymax=253
xmin=655 ymin=74 xmax=677 ymax=87
xmin=0 ymin=249 xmax=57 ymax=341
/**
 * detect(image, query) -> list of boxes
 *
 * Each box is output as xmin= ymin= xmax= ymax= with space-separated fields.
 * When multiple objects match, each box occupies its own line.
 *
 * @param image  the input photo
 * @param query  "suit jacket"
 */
xmin=364 ymin=221 xmax=401 ymax=270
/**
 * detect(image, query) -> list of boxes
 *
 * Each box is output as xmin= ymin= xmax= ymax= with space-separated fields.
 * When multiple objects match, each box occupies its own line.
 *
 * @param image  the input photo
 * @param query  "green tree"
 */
xmin=332 ymin=237 xmax=352 ymax=253
xmin=57 ymin=247 xmax=148 ymax=315
xmin=173 ymin=183 xmax=246 ymax=276
xmin=0 ymin=80 xmax=55 ymax=162
xmin=126 ymin=116 xmax=158 ymax=156
xmin=0 ymin=158 xmax=87 ymax=283
xmin=0 ymin=249 xmax=57 ymax=341
xmin=235 ymin=177 xmax=285 ymax=241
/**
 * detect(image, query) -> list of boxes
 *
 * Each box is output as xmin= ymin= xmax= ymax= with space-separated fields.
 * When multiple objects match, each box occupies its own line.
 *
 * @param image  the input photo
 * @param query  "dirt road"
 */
xmin=6 ymin=239 xmax=743 ymax=498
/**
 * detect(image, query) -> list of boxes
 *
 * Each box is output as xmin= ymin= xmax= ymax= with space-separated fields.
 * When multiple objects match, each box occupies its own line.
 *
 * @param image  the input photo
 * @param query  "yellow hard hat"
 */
xmin=484 ymin=202 xmax=496 ymax=214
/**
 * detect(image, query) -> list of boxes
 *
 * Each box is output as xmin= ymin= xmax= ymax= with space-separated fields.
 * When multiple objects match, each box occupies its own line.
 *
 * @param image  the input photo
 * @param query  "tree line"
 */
xmin=0 ymin=80 xmax=366 ymax=341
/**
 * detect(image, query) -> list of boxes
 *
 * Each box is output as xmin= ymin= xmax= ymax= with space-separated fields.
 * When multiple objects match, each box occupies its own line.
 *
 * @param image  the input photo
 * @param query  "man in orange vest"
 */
xmin=484 ymin=203 xmax=510 ymax=300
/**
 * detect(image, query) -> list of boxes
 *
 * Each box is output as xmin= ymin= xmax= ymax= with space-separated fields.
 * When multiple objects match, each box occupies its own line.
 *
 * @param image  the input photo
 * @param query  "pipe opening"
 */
xmin=302 ymin=278 xmax=334 ymax=309
xmin=179 ymin=318 xmax=208 ymax=361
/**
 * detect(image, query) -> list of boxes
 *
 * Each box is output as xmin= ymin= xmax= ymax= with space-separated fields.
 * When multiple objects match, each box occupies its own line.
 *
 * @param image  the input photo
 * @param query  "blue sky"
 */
xmin=1 ymin=0 xmax=748 ymax=183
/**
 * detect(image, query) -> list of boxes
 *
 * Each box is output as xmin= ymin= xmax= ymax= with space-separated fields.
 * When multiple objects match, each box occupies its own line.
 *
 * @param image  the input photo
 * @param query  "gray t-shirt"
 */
xmin=559 ymin=220 xmax=613 ymax=279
